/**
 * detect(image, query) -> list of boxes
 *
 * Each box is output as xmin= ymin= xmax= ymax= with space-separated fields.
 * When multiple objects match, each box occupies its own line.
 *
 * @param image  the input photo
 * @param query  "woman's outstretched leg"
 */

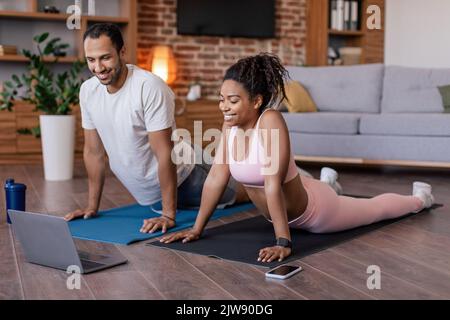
xmin=313 ymin=193 xmax=422 ymax=233
xmin=296 ymin=176 xmax=431 ymax=233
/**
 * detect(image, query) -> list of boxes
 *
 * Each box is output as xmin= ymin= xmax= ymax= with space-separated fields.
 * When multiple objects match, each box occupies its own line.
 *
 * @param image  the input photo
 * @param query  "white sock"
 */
xmin=412 ymin=181 xmax=434 ymax=210
xmin=320 ymin=167 xmax=343 ymax=195
xmin=320 ymin=167 xmax=337 ymax=185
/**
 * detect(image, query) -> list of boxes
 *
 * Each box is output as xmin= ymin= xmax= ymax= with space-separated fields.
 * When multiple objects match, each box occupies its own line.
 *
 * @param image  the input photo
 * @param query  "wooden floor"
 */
xmin=1 ymin=163 xmax=450 ymax=300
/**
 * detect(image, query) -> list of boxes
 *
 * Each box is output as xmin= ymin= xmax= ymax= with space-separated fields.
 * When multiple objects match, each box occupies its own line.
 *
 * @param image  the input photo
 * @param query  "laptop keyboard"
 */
xmin=77 ymin=251 xmax=108 ymax=270
xmin=78 ymin=250 xmax=109 ymax=261
xmin=80 ymin=259 xmax=105 ymax=270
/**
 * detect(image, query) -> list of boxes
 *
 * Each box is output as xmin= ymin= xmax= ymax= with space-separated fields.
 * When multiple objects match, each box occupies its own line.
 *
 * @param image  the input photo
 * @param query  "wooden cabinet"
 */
xmin=306 ymin=0 xmax=385 ymax=66
xmin=176 ymin=99 xmax=223 ymax=149
xmin=0 ymin=103 xmax=84 ymax=164
xmin=0 ymin=110 xmax=16 ymax=154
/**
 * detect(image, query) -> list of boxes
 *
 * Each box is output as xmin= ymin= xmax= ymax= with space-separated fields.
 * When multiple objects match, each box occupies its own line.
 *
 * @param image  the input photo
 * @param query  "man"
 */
xmin=65 ymin=23 xmax=246 ymax=233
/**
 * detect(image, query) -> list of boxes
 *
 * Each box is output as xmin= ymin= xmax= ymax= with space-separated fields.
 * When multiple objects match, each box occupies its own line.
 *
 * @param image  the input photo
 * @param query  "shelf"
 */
xmin=0 ymin=10 xmax=129 ymax=23
xmin=306 ymin=0 xmax=384 ymax=66
xmin=87 ymin=16 xmax=129 ymax=24
xmin=0 ymin=54 xmax=80 ymax=63
xmin=0 ymin=10 xmax=69 ymax=20
xmin=328 ymin=29 xmax=364 ymax=36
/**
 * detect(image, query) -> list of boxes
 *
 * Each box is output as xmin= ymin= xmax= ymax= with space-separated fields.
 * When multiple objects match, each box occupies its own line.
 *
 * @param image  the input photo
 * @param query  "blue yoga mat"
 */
xmin=68 ymin=202 xmax=255 ymax=245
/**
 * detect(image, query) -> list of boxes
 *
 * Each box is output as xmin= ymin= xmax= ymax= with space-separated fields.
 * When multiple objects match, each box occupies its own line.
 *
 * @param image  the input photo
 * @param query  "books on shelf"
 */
xmin=344 ymin=0 xmax=351 ymax=30
xmin=0 ymin=45 xmax=18 ymax=55
xmin=330 ymin=0 xmax=359 ymax=31
xmin=330 ymin=0 xmax=338 ymax=30
xmin=350 ymin=0 xmax=359 ymax=30
xmin=337 ymin=0 xmax=344 ymax=31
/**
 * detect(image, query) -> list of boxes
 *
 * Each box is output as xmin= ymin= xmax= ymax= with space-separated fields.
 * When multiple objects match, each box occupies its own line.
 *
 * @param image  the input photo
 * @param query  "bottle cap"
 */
xmin=4 ymin=180 xmax=26 ymax=191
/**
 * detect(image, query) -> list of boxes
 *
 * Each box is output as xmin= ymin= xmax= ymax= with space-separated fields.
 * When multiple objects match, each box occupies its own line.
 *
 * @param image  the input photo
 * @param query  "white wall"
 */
xmin=385 ymin=0 xmax=450 ymax=68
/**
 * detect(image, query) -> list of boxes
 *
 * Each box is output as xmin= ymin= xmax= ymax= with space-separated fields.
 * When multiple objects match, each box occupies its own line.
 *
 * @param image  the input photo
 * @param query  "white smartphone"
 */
xmin=265 ymin=264 xmax=303 ymax=280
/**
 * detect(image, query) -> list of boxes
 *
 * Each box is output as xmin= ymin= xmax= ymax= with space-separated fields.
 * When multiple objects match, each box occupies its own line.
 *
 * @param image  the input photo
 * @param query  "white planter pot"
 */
xmin=39 ymin=115 xmax=75 ymax=181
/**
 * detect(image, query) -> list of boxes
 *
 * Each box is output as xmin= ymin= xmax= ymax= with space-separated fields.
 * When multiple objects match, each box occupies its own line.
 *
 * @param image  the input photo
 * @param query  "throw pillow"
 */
xmin=438 ymin=84 xmax=450 ymax=113
xmin=283 ymin=81 xmax=317 ymax=113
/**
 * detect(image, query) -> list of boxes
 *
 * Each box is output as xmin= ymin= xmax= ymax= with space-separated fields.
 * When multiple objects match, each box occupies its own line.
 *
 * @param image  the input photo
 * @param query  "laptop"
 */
xmin=8 ymin=209 xmax=128 ymax=274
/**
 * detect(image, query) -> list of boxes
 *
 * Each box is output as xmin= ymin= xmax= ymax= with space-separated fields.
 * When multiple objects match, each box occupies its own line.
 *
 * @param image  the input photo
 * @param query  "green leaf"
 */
xmin=4 ymin=81 xmax=14 ymax=89
xmin=21 ymin=74 xmax=31 ymax=87
xmin=17 ymin=128 xmax=32 ymax=135
xmin=0 ymin=101 xmax=14 ymax=112
xmin=46 ymin=38 xmax=61 ymax=47
xmin=34 ymin=32 xmax=49 ymax=44
xmin=43 ymin=45 xmax=54 ymax=56
xmin=31 ymin=126 xmax=41 ymax=138
xmin=3 ymin=32 xmax=85 ymax=116
xmin=22 ymin=49 xmax=32 ymax=58
xmin=12 ymin=74 xmax=21 ymax=85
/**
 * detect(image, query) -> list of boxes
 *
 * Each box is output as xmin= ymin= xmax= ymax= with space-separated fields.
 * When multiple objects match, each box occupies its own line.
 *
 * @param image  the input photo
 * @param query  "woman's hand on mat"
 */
xmin=159 ymin=229 xmax=201 ymax=243
xmin=64 ymin=208 xmax=97 ymax=221
xmin=140 ymin=217 xmax=175 ymax=234
xmin=258 ymin=246 xmax=291 ymax=263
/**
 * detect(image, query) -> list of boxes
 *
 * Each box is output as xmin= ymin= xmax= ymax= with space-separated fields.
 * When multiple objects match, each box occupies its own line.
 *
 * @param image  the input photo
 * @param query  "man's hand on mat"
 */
xmin=140 ymin=217 xmax=175 ymax=234
xmin=64 ymin=208 xmax=97 ymax=221
xmin=159 ymin=229 xmax=201 ymax=243
xmin=258 ymin=246 xmax=292 ymax=263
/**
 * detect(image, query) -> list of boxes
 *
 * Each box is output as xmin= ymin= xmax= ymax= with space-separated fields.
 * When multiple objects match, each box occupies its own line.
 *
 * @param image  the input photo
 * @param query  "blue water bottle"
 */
xmin=4 ymin=179 xmax=27 ymax=224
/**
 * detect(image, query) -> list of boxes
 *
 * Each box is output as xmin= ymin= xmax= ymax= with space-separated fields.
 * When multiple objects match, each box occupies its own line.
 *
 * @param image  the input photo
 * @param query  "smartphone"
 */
xmin=265 ymin=264 xmax=303 ymax=280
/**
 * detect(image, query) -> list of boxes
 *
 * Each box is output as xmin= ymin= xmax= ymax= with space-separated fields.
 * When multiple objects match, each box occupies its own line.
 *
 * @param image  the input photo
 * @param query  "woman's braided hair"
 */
xmin=223 ymin=53 xmax=290 ymax=111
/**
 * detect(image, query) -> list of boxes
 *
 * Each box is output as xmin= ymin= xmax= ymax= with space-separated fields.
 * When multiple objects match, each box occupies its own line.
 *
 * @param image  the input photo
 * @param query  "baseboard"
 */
xmin=0 ymin=152 xmax=83 ymax=165
xmin=294 ymin=155 xmax=450 ymax=169
xmin=2 ymin=152 xmax=448 ymax=169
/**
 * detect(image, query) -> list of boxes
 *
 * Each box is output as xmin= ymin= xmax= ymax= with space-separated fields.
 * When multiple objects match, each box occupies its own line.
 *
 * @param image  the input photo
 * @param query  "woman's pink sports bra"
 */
xmin=227 ymin=110 xmax=299 ymax=188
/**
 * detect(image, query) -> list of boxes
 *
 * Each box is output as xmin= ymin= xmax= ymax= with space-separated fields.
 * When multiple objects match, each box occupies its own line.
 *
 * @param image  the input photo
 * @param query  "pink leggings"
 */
xmin=289 ymin=176 xmax=423 ymax=233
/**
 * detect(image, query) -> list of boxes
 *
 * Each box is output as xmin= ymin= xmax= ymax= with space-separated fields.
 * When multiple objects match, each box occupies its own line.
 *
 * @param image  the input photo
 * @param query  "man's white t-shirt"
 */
xmin=79 ymin=64 xmax=194 ymax=205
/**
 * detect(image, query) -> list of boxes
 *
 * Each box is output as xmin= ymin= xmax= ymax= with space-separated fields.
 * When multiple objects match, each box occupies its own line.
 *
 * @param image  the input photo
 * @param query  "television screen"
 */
xmin=177 ymin=0 xmax=275 ymax=39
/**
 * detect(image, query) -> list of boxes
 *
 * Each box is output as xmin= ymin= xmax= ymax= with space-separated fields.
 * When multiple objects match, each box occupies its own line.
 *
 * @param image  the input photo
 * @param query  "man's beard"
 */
xmin=96 ymin=61 xmax=123 ymax=86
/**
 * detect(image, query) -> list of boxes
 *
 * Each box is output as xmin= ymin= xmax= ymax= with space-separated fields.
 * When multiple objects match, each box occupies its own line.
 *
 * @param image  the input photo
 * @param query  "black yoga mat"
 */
xmin=149 ymin=203 xmax=442 ymax=268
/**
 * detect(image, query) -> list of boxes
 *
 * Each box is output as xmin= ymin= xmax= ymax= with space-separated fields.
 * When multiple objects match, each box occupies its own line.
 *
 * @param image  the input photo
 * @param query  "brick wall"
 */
xmin=137 ymin=0 xmax=307 ymax=99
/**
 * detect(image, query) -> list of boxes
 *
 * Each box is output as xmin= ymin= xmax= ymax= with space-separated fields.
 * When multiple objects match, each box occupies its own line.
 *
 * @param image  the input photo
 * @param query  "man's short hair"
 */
xmin=83 ymin=23 xmax=124 ymax=52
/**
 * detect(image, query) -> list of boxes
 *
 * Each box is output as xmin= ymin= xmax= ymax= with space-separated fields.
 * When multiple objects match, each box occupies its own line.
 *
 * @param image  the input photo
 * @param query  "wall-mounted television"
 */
xmin=177 ymin=0 xmax=275 ymax=39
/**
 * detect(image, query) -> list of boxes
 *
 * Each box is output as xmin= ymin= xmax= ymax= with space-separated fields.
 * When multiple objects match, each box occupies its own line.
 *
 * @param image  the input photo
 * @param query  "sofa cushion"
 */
xmin=289 ymin=133 xmax=450 ymax=162
xmin=360 ymin=113 xmax=450 ymax=137
xmin=282 ymin=112 xmax=361 ymax=135
xmin=382 ymin=66 xmax=450 ymax=113
xmin=286 ymin=64 xmax=384 ymax=113
xmin=283 ymin=81 xmax=317 ymax=113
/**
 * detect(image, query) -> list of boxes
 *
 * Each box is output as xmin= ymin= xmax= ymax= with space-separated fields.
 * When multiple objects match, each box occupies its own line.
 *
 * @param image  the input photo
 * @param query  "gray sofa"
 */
xmin=282 ymin=64 xmax=450 ymax=164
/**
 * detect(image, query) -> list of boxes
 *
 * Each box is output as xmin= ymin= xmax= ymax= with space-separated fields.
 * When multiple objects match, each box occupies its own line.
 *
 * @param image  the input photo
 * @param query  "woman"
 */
xmin=160 ymin=53 xmax=435 ymax=263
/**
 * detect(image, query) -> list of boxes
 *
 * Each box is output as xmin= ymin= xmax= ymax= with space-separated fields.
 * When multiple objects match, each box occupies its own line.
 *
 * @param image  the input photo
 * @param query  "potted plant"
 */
xmin=0 ymin=32 xmax=85 ymax=181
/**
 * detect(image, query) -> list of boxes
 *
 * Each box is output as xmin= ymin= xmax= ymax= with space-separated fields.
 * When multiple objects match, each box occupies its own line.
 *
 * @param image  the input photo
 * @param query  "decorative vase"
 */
xmin=187 ymin=83 xmax=201 ymax=101
xmin=39 ymin=115 xmax=75 ymax=181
